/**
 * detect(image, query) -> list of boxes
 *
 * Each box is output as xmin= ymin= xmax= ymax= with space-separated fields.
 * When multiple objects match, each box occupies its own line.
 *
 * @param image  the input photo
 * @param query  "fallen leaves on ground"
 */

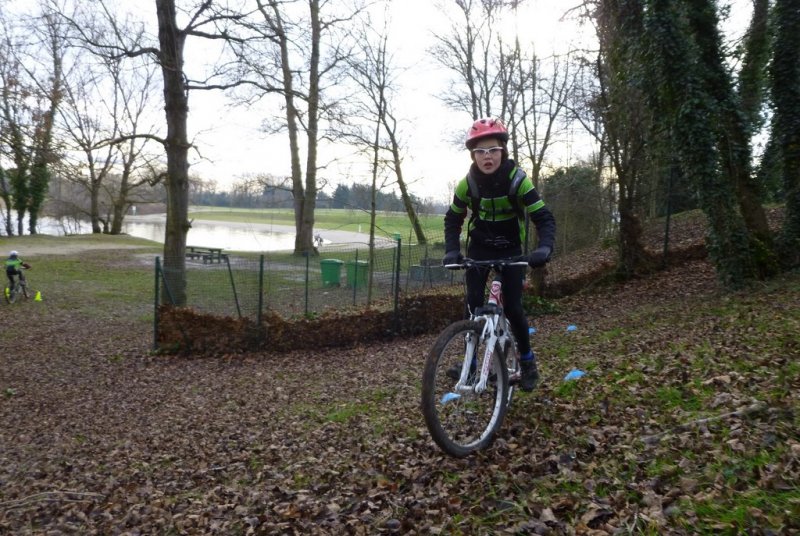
xmin=1 ymin=215 xmax=799 ymax=534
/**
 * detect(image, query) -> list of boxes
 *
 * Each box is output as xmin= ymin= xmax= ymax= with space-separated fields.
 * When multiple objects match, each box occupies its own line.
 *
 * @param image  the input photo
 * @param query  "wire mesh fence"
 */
xmin=156 ymin=231 xmax=465 ymax=325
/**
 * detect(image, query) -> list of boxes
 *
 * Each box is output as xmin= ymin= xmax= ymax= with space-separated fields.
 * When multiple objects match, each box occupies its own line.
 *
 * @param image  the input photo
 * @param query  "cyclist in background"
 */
xmin=442 ymin=117 xmax=556 ymax=392
xmin=6 ymin=250 xmax=31 ymax=292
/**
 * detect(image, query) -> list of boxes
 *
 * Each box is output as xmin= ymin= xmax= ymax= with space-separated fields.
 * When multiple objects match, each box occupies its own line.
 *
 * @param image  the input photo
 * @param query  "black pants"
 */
xmin=464 ymin=250 xmax=531 ymax=356
xmin=6 ymin=269 xmax=24 ymax=289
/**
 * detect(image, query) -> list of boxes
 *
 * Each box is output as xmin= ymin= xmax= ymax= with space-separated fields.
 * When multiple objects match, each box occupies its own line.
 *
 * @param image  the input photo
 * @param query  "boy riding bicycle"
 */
xmin=443 ymin=118 xmax=556 ymax=392
xmin=5 ymin=250 xmax=31 ymax=294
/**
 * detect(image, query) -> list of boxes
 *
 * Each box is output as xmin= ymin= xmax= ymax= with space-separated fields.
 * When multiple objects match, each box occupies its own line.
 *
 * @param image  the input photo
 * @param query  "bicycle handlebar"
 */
xmin=444 ymin=257 xmax=529 ymax=270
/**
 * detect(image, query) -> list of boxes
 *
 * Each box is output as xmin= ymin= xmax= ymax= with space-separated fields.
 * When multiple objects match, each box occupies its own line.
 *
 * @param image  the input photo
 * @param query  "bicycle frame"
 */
xmin=422 ymin=256 xmax=529 ymax=457
xmin=447 ymin=258 xmax=527 ymax=395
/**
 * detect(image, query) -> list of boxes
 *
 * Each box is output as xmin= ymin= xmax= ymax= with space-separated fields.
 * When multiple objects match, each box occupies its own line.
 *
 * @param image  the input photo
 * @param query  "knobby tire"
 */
xmin=421 ymin=319 xmax=510 ymax=457
xmin=502 ymin=319 xmax=520 ymax=407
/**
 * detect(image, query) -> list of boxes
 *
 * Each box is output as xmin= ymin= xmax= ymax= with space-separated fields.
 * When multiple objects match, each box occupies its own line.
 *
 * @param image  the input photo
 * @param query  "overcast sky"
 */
xmin=185 ymin=0 xmax=596 ymax=203
xmin=3 ymin=0 xmax=753 ymax=204
xmin=186 ymin=0 xmax=753 ymax=203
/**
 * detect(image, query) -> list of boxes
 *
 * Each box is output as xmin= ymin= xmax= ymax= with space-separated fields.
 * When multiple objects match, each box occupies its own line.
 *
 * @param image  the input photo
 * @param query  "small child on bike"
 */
xmin=443 ymin=117 xmax=556 ymax=392
xmin=5 ymin=250 xmax=31 ymax=291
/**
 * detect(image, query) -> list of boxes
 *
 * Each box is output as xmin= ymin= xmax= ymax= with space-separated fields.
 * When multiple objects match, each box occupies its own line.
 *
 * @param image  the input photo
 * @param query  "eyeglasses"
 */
xmin=471 ymin=146 xmax=504 ymax=157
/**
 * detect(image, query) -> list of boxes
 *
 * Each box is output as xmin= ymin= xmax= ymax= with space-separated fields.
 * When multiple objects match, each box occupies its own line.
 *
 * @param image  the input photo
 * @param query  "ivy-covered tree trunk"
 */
xmin=27 ymin=164 xmax=50 ymax=235
xmin=8 ymin=167 xmax=27 ymax=236
xmin=685 ymin=0 xmax=777 ymax=276
xmin=770 ymin=0 xmax=800 ymax=268
xmin=643 ymin=0 xmax=757 ymax=288
xmin=737 ymin=0 xmax=770 ymax=131
xmin=27 ymin=11 xmax=64 ymax=235
xmin=0 ymin=167 xmax=11 ymax=235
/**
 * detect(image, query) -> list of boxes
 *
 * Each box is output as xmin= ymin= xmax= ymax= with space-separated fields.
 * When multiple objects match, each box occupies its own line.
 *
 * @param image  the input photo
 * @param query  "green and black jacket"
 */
xmin=444 ymin=159 xmax=555 ymax=255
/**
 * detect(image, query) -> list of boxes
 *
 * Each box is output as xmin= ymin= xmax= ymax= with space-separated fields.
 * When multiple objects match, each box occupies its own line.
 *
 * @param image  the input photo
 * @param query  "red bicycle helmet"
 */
xmin=465 ymin=117 xmax=509 ymax=149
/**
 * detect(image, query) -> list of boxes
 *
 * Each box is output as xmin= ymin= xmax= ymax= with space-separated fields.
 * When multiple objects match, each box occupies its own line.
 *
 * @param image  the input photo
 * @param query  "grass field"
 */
xmin=188 ymin=206 xmax=447 ymax=239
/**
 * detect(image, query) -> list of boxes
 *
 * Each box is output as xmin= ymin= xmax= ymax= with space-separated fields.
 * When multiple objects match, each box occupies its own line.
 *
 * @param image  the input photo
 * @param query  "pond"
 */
xmin=36 ymin=216 xmax=298 ymax=252
xmin=125 ymin=218 xmax=298 ymax=252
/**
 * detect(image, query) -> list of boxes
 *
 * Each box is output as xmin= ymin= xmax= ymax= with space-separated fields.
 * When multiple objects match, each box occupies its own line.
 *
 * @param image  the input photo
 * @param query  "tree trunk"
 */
xmin=91 ymin=178 xmax=101 ymax=234
xmin=389 ymin=140 xmax=426 ymax=245
xmin=295 ymin=0 xmax=322 ymax=256
xmin=596 ymin=0 xmax=650 ymax=279
xmin=645 ymin=0 xmax=757 ymax=287
xmin=0 ymin=169 xmax=12 ymax=235
xmin=617 ymin=188 xmax=649 ymax=278
xmin=265 ymin=0 xmax=310 ymax=256
xmin=771 ymin=0 xmax=800 ymax=268
xmin=156 ymin=0 xmax=190 ymax=305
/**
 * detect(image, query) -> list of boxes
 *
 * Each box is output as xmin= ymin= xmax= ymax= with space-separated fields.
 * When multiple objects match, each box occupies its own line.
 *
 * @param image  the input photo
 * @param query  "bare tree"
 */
xmin=340 ymin=14 xmax=428 ymax=248
xmin=58 ymin=0 xmax=250 ymax=305
xmin=228 ymin=0 xmax=366 ymax=256
xmin=432 ymin=1 xmax=573 ymax=185
xmin=512 ymin=50 xmax=573 ymax=188
xmin=431 ymin=0 xmax=508 ymax=119
xmin=56 ymin=48 xmax=162 ymax=234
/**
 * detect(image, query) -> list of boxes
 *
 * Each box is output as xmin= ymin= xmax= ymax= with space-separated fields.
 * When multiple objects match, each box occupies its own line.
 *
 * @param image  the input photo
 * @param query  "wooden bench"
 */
xmin=186 ymin=246 xmax=227 ymax=264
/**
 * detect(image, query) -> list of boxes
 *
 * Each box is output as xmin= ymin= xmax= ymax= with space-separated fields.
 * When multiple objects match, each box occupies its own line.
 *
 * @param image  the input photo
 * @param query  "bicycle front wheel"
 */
xmin=502 ymin=321 xmax=520 ymax=407
xmin=421 ymin=319 xmax=510 ymax=457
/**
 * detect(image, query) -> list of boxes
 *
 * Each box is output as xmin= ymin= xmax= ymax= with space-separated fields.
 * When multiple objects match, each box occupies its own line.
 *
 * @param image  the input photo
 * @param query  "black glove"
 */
xmin=442 ymin=250 xmax=464 ymax=266
xmin=527 ymin=246 xmax=552 ymax=268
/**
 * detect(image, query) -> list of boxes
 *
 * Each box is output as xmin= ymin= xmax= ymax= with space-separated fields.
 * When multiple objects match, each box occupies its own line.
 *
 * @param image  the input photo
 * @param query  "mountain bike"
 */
xmin=421 ymin=257 xmax=528 ymax=457
xmin=5 ymin=269 xmax=30 ymax=304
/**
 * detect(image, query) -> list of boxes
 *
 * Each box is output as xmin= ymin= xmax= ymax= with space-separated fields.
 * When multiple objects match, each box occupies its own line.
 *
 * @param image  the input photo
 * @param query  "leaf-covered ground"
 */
xmin=1 ymin=228 xmax=799 ymax=534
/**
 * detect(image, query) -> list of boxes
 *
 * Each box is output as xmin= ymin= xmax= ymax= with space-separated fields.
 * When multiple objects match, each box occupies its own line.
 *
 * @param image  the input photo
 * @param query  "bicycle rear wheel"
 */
xmin=421 ymin=319 xmax=510 ymax=457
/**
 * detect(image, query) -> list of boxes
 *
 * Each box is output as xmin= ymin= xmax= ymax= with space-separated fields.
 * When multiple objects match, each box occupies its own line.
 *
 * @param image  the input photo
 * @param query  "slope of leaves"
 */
xmin=1 ymin=217 xmax=798 ymax=534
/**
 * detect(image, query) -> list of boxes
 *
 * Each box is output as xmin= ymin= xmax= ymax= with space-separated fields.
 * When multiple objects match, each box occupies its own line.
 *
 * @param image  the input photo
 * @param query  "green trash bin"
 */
xmin=346 ymin=260 xmax=369 ymax=288
xmin=320 ymin=259 xmax=344 ymax=287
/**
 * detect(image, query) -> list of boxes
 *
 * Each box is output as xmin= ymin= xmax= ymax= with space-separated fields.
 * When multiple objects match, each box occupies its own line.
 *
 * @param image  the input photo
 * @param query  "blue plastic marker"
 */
xmin=564 ymin=369 xmax=585 ymax=381
xmin=528 ymin=327 xmax=536 ymax=334
xmin=566 ymin=324 xmax=577 ymax=331
xmin=441 ymin=392 xmax=461 ymax=404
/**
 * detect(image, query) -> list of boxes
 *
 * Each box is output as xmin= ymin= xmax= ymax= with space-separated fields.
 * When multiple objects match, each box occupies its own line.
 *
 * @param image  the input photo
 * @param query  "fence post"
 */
xmin=154 ymin=256 xmax=161 ymax=351
xmin=393 ymin=235 xmax=401 ymax=332
xmin=257 ymin=254 xmax=264 ymax=325
xmin=225 ymin=255 xmax=242 ymax=318
xmin=304 ymin=251 xmax=310 ymax=316
xmin=352 ymin=249 xmax=359 ymax=305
